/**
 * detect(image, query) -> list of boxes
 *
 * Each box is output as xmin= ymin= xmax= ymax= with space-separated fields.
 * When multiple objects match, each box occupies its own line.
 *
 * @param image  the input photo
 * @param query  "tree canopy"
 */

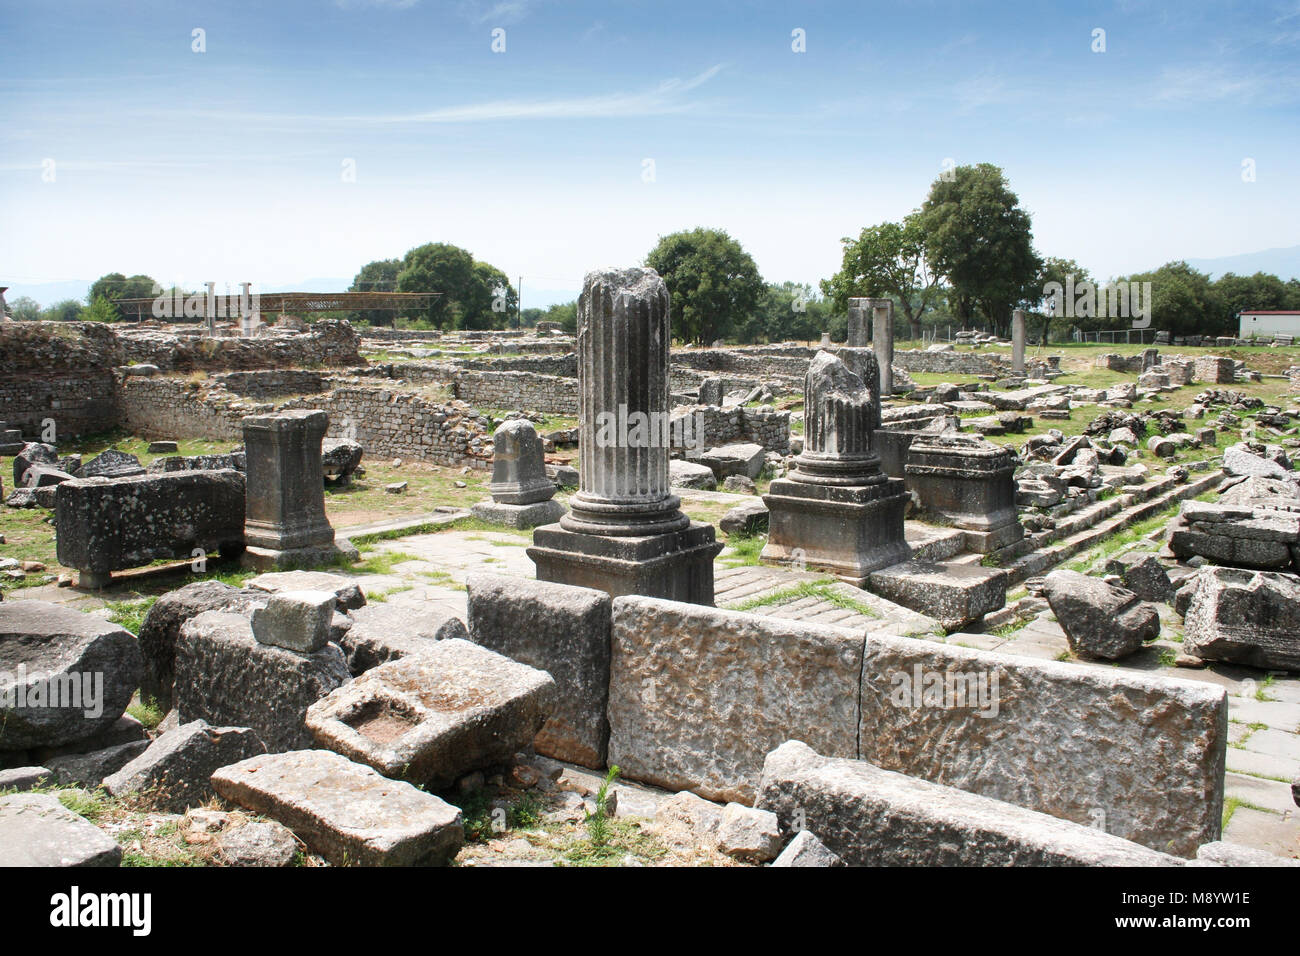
xmin=821 ymin=215 xmax=942 ymax=340
xmin=645 ymin=227 xmax=764 ymax=345
xmin=394 ymin=242 xmax=516 ymax=330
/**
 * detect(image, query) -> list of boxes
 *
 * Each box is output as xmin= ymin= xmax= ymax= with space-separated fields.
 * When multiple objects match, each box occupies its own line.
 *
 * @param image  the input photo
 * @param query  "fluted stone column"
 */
xmin=1012 ymin=309 xmax=1026 ymax=373
xmin=241 ymin=409 xmax=356 ymax=570
xmin=528 ymin=267 xmax=721 ymax=604
xmin=564 ymin=268 xmax=688 ymax=537
xmin=761 ymin=348 xmax=910 ymax=583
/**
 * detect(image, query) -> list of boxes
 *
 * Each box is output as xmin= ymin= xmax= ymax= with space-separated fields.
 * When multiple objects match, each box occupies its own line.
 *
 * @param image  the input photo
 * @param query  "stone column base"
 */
xmin=471 ymin=498 xmax=567 ymax=530
xmin=761 ymin=477 xmax=911 ymax=585
xmin=527 ymin=521 xmax=721 ymax=605
xmin=241 ymin=539 xmax=360 ymax=572
xmin=960 ymin=520 xmax=1025 ymax=554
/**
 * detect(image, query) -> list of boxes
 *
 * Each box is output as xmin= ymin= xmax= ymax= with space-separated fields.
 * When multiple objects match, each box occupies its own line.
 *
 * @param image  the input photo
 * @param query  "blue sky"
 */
xmin=2 ymin=0 xmax=1298 ymax=308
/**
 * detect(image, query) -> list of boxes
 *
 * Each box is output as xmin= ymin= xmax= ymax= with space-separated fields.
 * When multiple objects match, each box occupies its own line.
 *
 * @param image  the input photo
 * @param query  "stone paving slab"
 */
xmin=1242 ymin=728 xmax=1300 ymax=761
xmin=1222 ymin=807 xmax=1299 ymax=859
xmin=1225 ymin=771 xmax=1298 ymax=815
xmin=1227 ymin=698 xmax=1300 ymax=734
xmin=1226 ymin=747 xmax=1300 ymax=784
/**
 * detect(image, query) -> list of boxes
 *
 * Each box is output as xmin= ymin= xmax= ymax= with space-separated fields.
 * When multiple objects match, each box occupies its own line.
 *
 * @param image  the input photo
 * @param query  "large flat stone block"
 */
xmin=0 ymin=792 xmax=122 ymax=867
xmin=858 ymin=635 xmax=1226 ymax=856
xmin=305 ymin=638 xmax=556 ymax=788
xmin=466 ymin=573 xmax=612 ymax=768
xmin=55 ymin=470 xmax=246 ymax=576
xmin=867 ymin=561 xmax=1006 ymax=631
xmin=756 ymin=741 xmax=1181 ymax=866
xmin=211 ymin=749 xmax=464 ymax=866
xmin=607 ymin=596 xmax=863 ymax=803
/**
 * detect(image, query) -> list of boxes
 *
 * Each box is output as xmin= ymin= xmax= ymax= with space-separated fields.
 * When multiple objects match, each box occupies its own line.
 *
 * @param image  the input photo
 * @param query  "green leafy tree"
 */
xmin=1110 ymin=261 xmax=1225 ymax=336
xmin=462 ymin=261 xmax=518 ymax=330
xmin=645 ymin=228 xmax=764 ymax=345
xmin=395 ymin=243 xmax=515 ymax=330
xmin=79 ymin=295 xmax=121 ymax=323
xmin=1033 ymin=257 xmax=1093 ymax=344
xmin=541 ymin=300 xmax=577 ymax=335
xmin=347 ymin=258 xmax=402 ymax=327
xmin=87 ymin=273 xmax=159 ymax=319
xmin=820 ymin=216 xmax=941 ymax=340
xmin=917 ymin=163 xmax=1041 ymax=336
xmin=736 ymin=281 xmax=827 ymax=343
xmin=1214 ymin=272 xmax=1290 ymax=323
xmin=42 ymin=299 xmax=83 ymax=322
xmin=7 ymin=295 xmax=41 ymax=321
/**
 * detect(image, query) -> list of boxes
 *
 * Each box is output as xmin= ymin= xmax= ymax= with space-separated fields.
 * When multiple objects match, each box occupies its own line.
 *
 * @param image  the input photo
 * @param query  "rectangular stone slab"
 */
xmin=55 ymin=470 xmax=245 ymax=575
xmin=305 ymin=638 xmax=556 ymax=788
xmin=604 ymin=595 xmax=1227 ymax=856
xmin=607 ymin=596 xmax=864 ymax=803
xmin=756 ymin=741 xmax=1181 ymax=867
xmin=0 ymin=792 xmax=122 ymax=867
xmin=858 ymin=635 xmax=1226 ymax=857
xmin=210 ymin=749 xmax=463 ymax=866
xmin=466 ymin=573 xmax=611 ymax=768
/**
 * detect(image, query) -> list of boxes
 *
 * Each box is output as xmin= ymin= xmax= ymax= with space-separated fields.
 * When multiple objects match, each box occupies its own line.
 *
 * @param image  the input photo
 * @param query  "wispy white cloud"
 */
xmin=149 ymin=64 xmax=727 ymax=127
xmin=1150 ymin=65 xmax=1292 ymax=105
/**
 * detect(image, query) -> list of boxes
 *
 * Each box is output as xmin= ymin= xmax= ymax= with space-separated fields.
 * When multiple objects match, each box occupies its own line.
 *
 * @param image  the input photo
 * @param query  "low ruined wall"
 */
xmin=114 ymin=319 xmax=363 ymax=371
xmin=892 ymin=348 xmax=1010 ymax=376
xmin=0 ymin=369 xmax=120 ymax=439
xmin=451 ymin=370 xmax=579 ymax=415
xmin=213 ymin=369 xmax=329 ymax=398
xmin=605 ymin=595 xmax=1226 ymax=857
xmin=671 ymin=405 xmax=789 ymax=454
xmin=118 ymin=377 xmax=259 ymax=441
xmin=279 ymin=387 xmax=492 ymax=468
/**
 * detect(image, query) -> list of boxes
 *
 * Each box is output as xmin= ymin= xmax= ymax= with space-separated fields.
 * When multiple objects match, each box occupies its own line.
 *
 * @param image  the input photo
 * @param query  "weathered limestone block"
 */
xmin=466 ymin=574 xmax=612 ymax=768
xmin=211 ymin=750 xmax=464 ymax=866
xmin=756 ymin=742 xmax=1180 ymax=866
xmin=174 ymin=611 xmax=349 ymax=752
xmin=867 ymin=561 xmax=1007 ymax=631
xmin=668 ymin=458 xmax=716 ymax=489
xmin=0 ymin=601 xmax=143 ymax=750
xmin=80 ymin=448 xmax=145 ymax=479
xmin=306 ymin=638 xmax=556 ymax=788
xmin=904 ymin=435 xmax=1022 ymax=552
xmin=250 ymin=590 xmax=335 ymax=653
xmin=1043 ymin=569 xmax=1159 ymax=659
xmin=771 ymin=829 xmax=845 ymax=867
xmin=246 ymin=569 xmax=367 ymax=611
xmin=696 ymin=443 xmax=765 ymax=481
xmin=1183 ymin=567 xmax=1300 ymax=670
xmin=606 ymin=597 xmax=863 ymax=803
xmin=856 ymin=635 xmax=1225 ymax=856
xmin=1104 ymin=551 xmax=1175 ymax=603
xmin=45 ymin=740 xmax=149 ymax=787
xmin=320 ymin=437 xmax=363 ymax=483
xmin=471 ymin=419 xmax=566 ymax=528
xmin=137 ymin=580 xmax=268 ymax=711
xmin=103 ymin=720 xmax=266 ymax=812
xmin=55 ymin=471 xmax=246 ymax=585
xmin=337 ymin=603 xmax=469 ymax=675
xmin=0 ymin=793 xmax=122 ymax=867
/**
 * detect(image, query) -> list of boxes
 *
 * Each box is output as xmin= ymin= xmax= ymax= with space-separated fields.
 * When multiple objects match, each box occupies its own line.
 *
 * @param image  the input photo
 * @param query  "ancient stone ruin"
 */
xmin=2 ymin=270 xmax=1299 ymax=872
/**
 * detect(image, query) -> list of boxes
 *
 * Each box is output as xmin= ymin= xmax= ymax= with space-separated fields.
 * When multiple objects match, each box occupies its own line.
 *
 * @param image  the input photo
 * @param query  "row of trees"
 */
xmin=15 ymin=165 xmax=1298 ymax=342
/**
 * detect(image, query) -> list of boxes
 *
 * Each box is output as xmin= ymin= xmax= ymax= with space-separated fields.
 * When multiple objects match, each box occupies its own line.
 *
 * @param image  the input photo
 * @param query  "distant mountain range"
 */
xmin=1180 ymin=245 xmax=1300 ymax=281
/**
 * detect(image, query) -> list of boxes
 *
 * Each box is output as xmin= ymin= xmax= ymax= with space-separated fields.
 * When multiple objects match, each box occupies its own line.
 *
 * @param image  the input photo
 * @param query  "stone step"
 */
xmin=1002 ymin=469 xmax=1224 ymax=584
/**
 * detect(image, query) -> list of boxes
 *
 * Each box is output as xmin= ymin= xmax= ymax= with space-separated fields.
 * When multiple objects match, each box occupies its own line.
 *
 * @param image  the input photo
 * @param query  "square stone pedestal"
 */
xmin=761 ymin=477 xmax=911 ymax=585
xmin=242 ymin=539 xmax=359 ymax=572
xmin=527 ymin=521 xmax=721 ymax=605
xmin=471 ymin=497 xmax=567 ymax=530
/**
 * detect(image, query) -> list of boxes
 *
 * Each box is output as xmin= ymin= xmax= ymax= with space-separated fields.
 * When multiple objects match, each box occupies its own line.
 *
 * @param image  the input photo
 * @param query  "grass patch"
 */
xmin=127 ymin=696 xmax=166 ymax=730
xmin=103 ymin=596 xmax=158 ymax=635
xmin=726 ymin=579 xmax=880 ymax=619
xmin=719 ymin=534 xmax=765 ymax=568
